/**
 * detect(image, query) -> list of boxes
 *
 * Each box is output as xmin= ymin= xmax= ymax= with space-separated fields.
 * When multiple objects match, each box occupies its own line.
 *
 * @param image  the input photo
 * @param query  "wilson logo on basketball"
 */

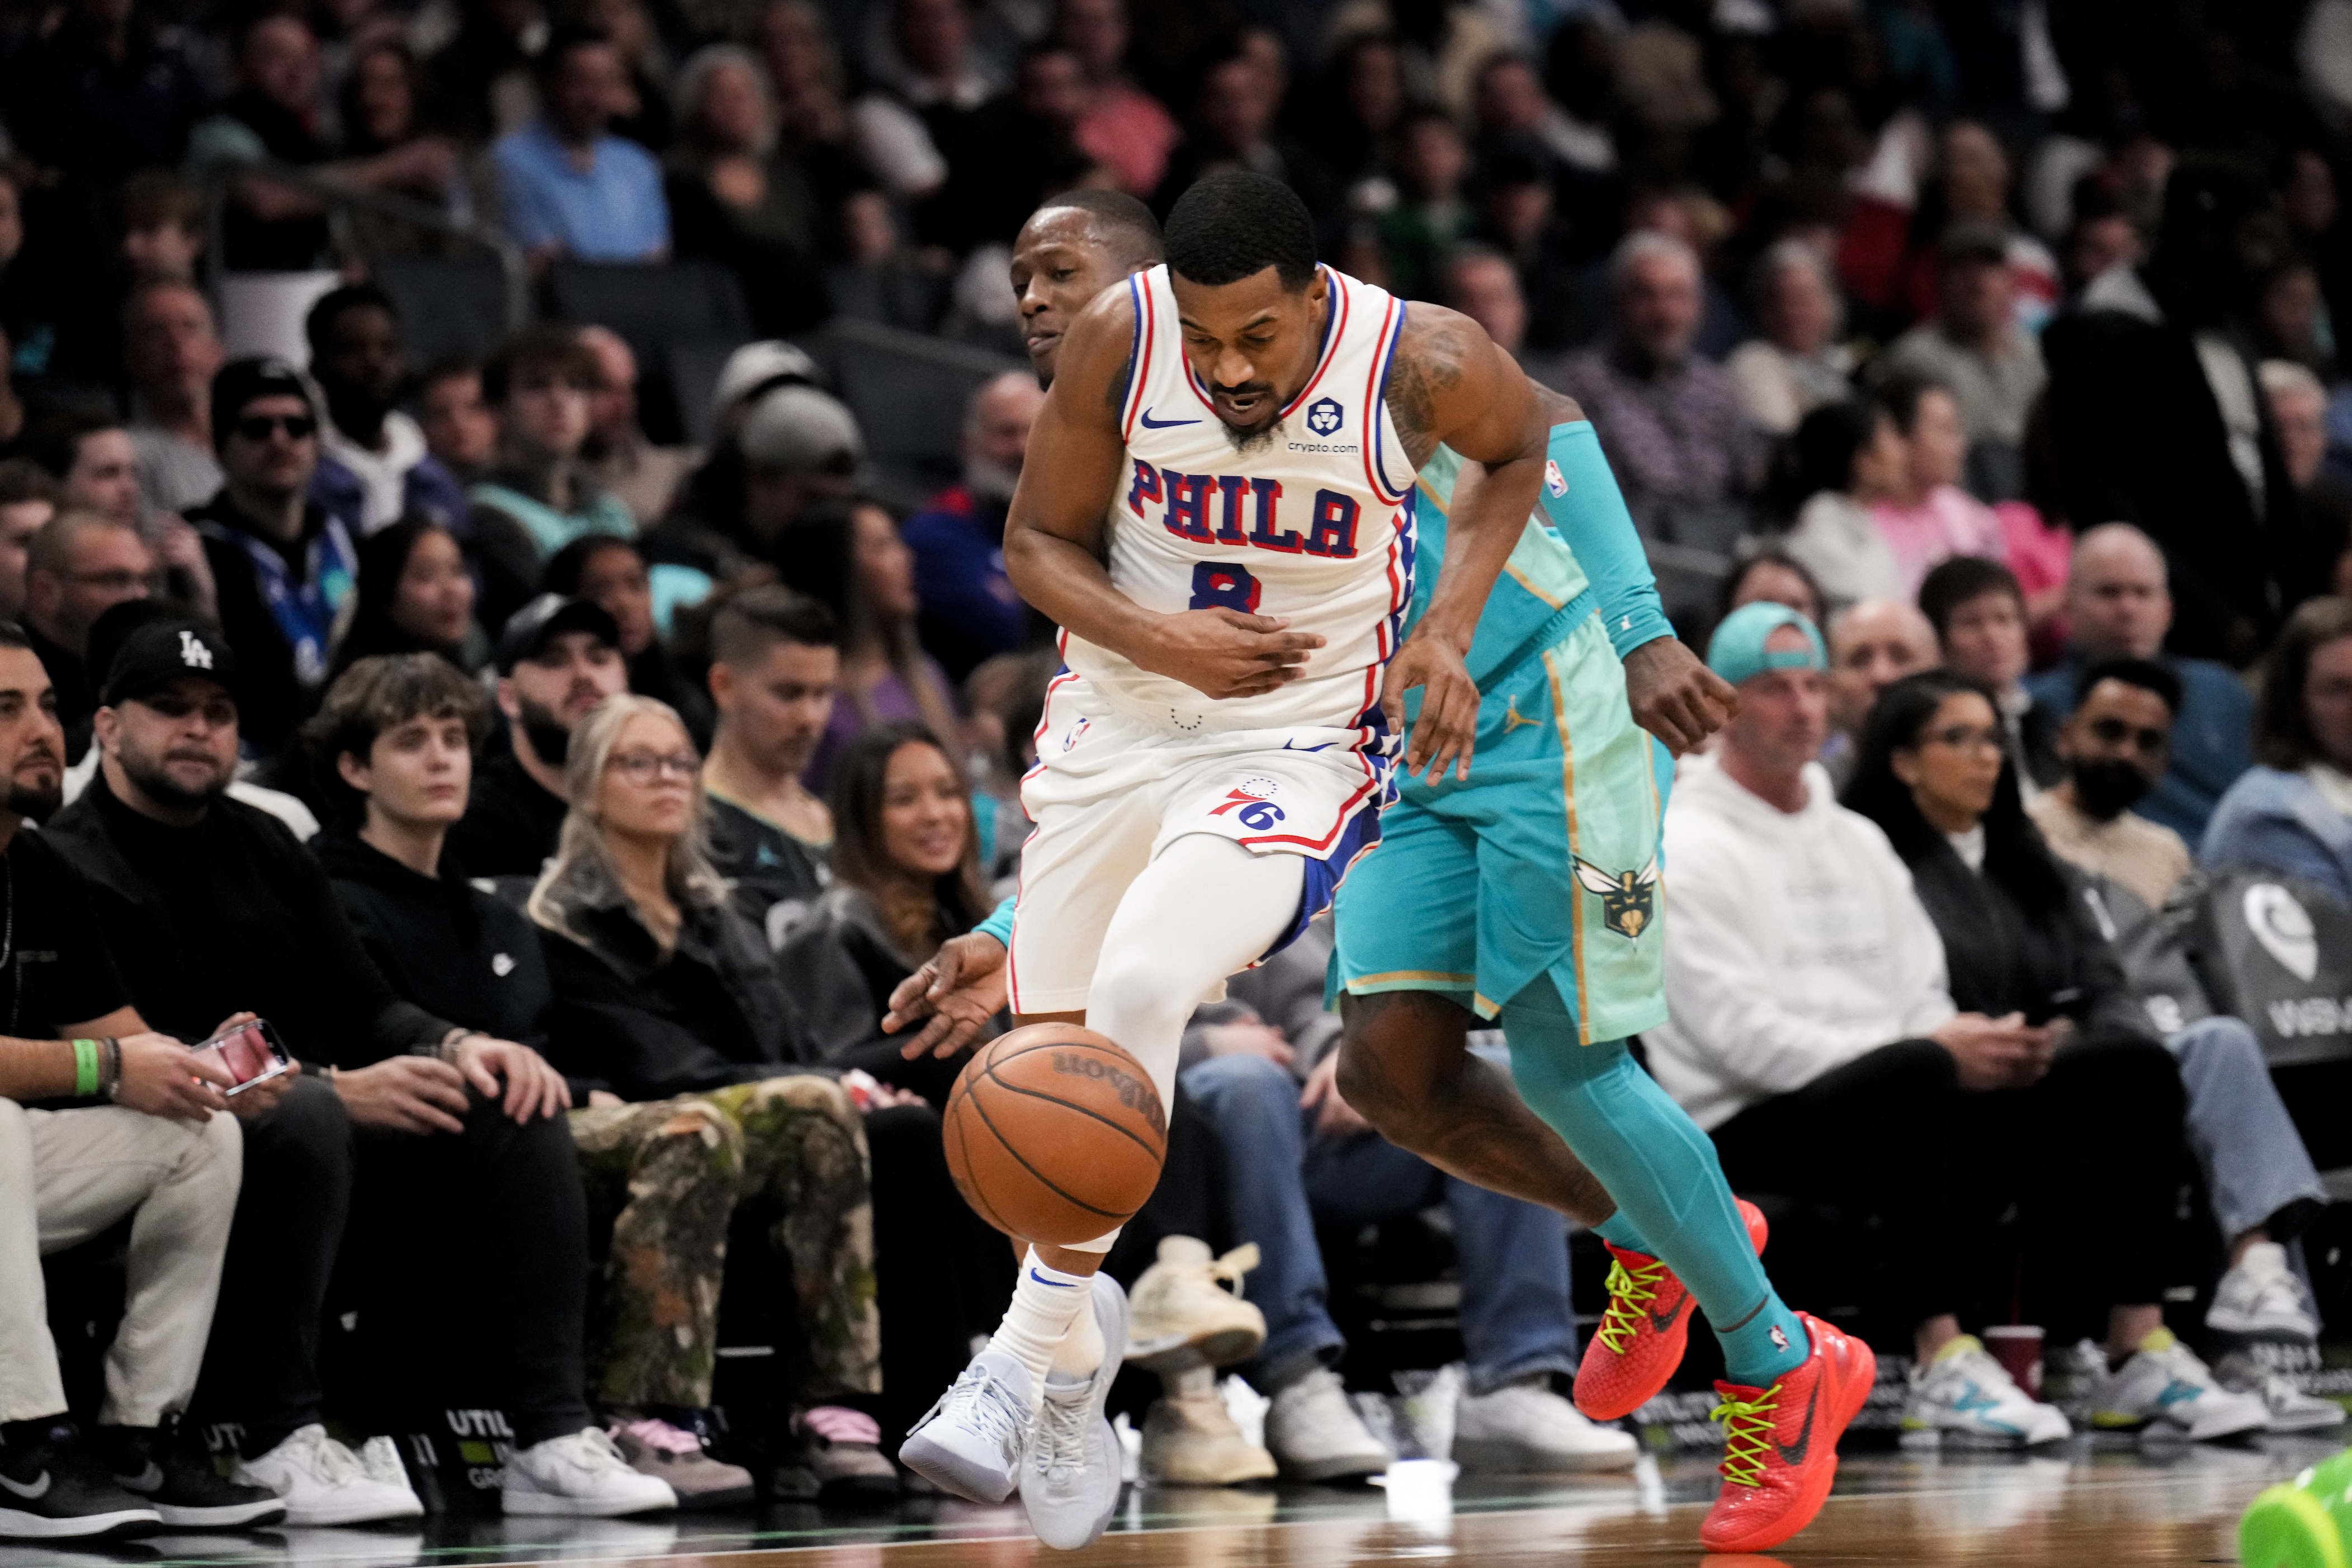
xmin=1052 ymin=1051 xmax=1168 ymax=1137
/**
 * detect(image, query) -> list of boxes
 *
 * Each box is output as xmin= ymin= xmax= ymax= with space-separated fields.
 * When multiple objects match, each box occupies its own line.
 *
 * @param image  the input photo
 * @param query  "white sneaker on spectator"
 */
xmin=500 ymin=1428 xmax=677 ymax=1517
xmin=1023 ymin=1274 xmax=1129 ymax=1551
xmin=2245 ymin=1370 xmax=2351 ymax=1433
xmin=2081 ymin=1330 xmax=2270 ymax=1440
xmin=355 ymin=1437 xmax=409 ymax=1494
xmin=233 ymin=1426 xmax=423 ymax=1527
xmin=899 ymin=1348 xmax=1033 ymax=1505
xmin=1901 ymin=1335 xmax=2071 ymax=1447
xmin=1453 ymin=1380 xmax=1639 ymax=1473
xmin=1263 ymin=1368 xmax=1390 ymax=1483
xmin=2207 ymin=1243 xmax=2321 ymax=1342
xmin=1139 ymin=1390 xmax=1278 ymax=1485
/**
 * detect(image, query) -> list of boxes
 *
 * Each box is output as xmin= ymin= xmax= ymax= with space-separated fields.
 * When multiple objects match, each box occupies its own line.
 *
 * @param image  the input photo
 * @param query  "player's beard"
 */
xmin=1221 ymin=413 xmax=1282 ymax=456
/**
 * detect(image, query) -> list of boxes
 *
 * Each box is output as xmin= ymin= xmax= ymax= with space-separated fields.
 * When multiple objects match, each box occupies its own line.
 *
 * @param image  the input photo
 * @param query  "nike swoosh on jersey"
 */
xmin=1137 ymin=408 xmax=1200 ymax=429
xmin=1776 ymin=1382 xmax=1820 ymax=1467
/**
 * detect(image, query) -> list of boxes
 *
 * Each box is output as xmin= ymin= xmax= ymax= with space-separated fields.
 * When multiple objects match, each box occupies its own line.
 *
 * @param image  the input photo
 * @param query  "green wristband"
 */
xmin=71 ymin=1038 xmax=99 ymax=1098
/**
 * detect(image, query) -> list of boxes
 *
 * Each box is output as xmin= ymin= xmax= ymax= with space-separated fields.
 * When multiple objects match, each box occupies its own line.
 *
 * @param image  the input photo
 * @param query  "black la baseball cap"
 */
xmin=100 ymin=611 xmax=239 ymax=708
xmin=494 ymin=593 xmax=621 ymax=674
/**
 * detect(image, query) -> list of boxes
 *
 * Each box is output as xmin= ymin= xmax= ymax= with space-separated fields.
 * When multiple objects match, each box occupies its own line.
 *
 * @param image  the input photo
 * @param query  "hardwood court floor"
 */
xmin=64 ymin=1434 xmax=2345 ymax=1568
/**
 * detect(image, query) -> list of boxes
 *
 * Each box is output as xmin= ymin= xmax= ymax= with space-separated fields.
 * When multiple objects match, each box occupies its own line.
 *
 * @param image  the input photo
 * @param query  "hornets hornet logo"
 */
xmin=1574 ymin=856 xmax=1659 ymax=939
xmin=1306 ymin=397 xmax=1344 ymax=437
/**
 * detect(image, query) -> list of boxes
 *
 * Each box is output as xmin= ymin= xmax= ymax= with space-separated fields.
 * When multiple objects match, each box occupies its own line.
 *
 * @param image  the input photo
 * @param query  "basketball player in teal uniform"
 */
xmin=888 ymin=187 xmax=1873 ymax=1555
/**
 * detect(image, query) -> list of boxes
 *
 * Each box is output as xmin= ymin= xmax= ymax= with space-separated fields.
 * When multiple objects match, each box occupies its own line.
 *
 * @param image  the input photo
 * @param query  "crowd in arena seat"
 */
xmin=16 ymin=0 xmax=2352 ymax=1538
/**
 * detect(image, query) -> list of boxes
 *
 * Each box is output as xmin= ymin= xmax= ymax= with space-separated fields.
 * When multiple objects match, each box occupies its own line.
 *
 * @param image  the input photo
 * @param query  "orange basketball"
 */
xmin=943 ymin=1023 xmax=1169 ymax=1245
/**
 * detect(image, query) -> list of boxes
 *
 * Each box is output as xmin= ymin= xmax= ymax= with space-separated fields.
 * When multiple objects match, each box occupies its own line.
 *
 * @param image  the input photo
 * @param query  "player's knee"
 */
xmin=1334 ymin=1040 xmax=1421 ymax=1134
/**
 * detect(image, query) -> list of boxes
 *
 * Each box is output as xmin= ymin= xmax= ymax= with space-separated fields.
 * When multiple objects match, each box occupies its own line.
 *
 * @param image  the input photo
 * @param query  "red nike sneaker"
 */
xmin=1572 ymin=1199 xmax=1769 ymax=1421
xmin=1699 ymin=1312 xmax=1876 ymax=1555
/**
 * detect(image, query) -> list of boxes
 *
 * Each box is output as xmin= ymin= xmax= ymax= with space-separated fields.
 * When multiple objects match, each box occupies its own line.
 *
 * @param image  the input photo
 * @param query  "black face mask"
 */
xmin=2069 ymin=756 xmax=2152 ymax=821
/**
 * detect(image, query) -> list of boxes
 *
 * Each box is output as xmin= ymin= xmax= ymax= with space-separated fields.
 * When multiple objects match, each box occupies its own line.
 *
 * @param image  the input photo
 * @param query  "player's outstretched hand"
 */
xmin=1382 ymin=632 xmax=1481 ymax=784
xmin=887 ymin=932 xmax=1009 ymax=1059
xmin=1143 ymin=609 xmax=1326 ymax=701
xmin=1624 ymin=637 xmax=1739 ymax=756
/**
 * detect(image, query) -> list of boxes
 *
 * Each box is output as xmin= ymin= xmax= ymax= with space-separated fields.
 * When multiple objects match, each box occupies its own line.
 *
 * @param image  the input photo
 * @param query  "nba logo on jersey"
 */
xmin=1306 ymin=398 xmax=1345 ymax=438
xmin=1545 ymin=459 xmax=1569 ymax=497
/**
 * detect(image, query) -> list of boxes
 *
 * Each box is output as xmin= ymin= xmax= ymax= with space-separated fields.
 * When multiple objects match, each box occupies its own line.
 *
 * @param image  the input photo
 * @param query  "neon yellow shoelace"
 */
xmin=1711 ymin=1385 xmax=1783 ymax=1487
xmin=1593 ymin=1255 xmax=1670 ymax=1354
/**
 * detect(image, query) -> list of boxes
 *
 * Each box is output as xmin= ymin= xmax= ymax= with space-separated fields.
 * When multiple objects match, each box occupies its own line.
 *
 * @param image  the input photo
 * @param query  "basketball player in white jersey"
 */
xmin=900 ymin=171 xmax=1551 ymax=1548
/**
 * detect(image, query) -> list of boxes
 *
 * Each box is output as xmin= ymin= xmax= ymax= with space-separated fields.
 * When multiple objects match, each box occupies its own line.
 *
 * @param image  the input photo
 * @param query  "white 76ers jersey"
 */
xmin=1060 ymin=263 xmax=1421 ymax=738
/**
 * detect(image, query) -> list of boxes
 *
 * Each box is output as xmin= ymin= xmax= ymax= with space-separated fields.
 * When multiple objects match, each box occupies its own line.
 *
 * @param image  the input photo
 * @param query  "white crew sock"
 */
xmin=989 ymin=1250 xmax=1095 ymax=1413
xmin=1051 ymin=1296 xmax=1106 ymax=1381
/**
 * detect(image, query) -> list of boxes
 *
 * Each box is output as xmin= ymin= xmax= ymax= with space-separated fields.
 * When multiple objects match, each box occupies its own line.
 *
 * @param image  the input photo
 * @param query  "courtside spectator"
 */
xmin=120 ymin=281 xmax=224 ymax=516
xmin=1175 ymin=920 xmax=1638 ymax=1483
xmin=46 ymin=615 xmax=673 ymax=1522
xmin=1774 ymin=399 xmax=1909 ymax=612
xmin=901 ymin=371 xmax=1043 ymax=682
xmin=331 ymin=519 xmax=489 ymax=678
xmin=467 ymin=327 xmax=637 ymax=632
xmin=303 ymin=655 xmax=757 ymax=1506
xmin=0 ymin=461 xmax=59 ymax=621
xmin=417 ymin=358 xmax=500 ymax=485
xmin=2207 ymin=597 xmax=2352 ymax=910
xmin=1919 ymin=556 xmax=2061 ymax=793
xmin=1716 ymin=549 xmax=1826 ymax=635
xmin=0 ymin=625 xmax=280 ymax=1540
xmin=492 ymin=27 xmax=670 ymax=264
xmin=542 ymin=535 xmax=712 ymax=744
xmin=525 ymin=693 xmax=908 ymax=1498
xmin=305 ymin=285 xmax=467 ymax=536
xmin=1842 ymin=668 xmax=2279 ymax=1438
xmin=1726 ymin=240 xmax=1856 ymax=438
xmin=778 ymin=721 xmax=987 ymax=1098
xmin=1650 ymin=607 xmax=2235 ymax=1444
xmin=186 ymin=358 xmax=355 ymax=755
xmin=791 ymin=500 xmax=961 ymax=795
xmin=1558 ymin=232 xmax=1759 ymax=538
xmin=448 ymin=593 xmax=629 ymax=877
xmin=1879 ymin=223 xmax=2046 ymax=501
xmin=1823 ymin=598 xmax=1940 ymax=785
xmin=1869 ymin=375 xmax=2008 ymax=599
xmin=577 ymin=327 xmax=693 ymax=528
xmin=2027 ymin=524 xmax=2255 ymax=843
xmin=2028 ymin=659 xmax=2195 ymax=909
xmin=699 ymin=587 xmax=838 ymax=943
xmin=23 ymin=510 xmax=157 ymax=760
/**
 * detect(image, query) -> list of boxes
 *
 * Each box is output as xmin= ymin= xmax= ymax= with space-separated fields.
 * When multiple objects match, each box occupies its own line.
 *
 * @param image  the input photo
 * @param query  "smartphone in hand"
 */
xmin=196 ymin=1019 xmax=293 ymax=1097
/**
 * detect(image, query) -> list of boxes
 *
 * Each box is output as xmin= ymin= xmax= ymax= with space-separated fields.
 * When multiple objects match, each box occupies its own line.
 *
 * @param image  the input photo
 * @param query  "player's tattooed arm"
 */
xmin=1005 ymin=284 xmax=1326 ymax=701
xmin=1378 ymin=304 xmax=1548 ymax=782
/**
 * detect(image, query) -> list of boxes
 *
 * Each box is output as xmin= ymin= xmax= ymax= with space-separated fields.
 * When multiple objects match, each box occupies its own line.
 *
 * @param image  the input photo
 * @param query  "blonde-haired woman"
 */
xmin=531 ymin=694 xmax=901 ymax=1500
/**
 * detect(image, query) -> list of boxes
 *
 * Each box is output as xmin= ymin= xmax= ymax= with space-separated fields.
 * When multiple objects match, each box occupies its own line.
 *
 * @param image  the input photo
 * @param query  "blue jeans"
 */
xmin=2168 ymin=1016 xmax=2327 ymax=1243
xmin=1180 ymin=1052 xmax=1580 ymax=1397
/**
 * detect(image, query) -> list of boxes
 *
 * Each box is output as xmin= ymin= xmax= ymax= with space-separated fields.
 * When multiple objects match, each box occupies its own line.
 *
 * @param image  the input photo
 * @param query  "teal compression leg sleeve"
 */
xmin=1500 ymin=974 xmax=1807 ymax=1385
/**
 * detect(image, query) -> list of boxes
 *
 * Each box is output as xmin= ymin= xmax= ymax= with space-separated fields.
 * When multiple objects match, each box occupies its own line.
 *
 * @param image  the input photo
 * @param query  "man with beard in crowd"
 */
xmin=443 ymin=594 xmax=627 ymax=877
xmin=900 ymin=371 xmax=1046 ymax=682
xmin=305 ymin=285 xmax=467 ymax=536
xmin=2026 ymin=658 xmax=2195 ymax=910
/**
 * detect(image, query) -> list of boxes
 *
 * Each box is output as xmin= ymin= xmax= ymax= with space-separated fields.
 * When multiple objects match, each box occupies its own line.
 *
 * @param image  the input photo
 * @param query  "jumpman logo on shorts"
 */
xmin=1500 ymin=695 xmax=1542 ymax=734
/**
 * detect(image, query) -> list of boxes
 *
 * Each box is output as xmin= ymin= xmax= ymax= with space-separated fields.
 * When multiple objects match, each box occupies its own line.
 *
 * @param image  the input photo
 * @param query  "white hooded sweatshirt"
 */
xmin=1647 ymin=753 xmax=1957 ymax=1130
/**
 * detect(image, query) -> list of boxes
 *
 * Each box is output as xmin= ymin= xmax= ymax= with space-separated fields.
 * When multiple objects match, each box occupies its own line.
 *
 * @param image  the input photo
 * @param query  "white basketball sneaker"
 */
xmin=1024 ymin=1274 xmax=1130 ymax=1551
xmin=1901 ymin=1335 xmax=2071 ymax=1447
xmin=899 ymin=1348 xmax=1035 ymax=1504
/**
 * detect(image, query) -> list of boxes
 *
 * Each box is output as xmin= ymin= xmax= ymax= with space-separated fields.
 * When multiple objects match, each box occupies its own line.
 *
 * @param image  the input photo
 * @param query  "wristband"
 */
xmin=103 ymin=1038 xmax=122 ymax=1102
xmin=71 ymin=1038 xmax=99 ymax=1097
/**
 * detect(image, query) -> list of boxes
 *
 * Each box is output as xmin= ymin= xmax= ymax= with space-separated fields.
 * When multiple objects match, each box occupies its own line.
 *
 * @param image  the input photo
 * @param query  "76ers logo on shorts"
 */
xmin=1306 ymin=398 xmax=1345 ymax=437
xmin=1210 ymin=779 xmax=1286 ymax=832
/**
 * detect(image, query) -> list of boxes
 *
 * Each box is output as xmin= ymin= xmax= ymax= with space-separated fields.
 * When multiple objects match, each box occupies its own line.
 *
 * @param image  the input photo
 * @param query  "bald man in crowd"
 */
xmin=1821 ymin=598 xmax=1939 ymax=783
xmin=2025 ymin=523 xmax=2254 ymax=841
xmin=900 ymin=370 xmax=1047 ymax=682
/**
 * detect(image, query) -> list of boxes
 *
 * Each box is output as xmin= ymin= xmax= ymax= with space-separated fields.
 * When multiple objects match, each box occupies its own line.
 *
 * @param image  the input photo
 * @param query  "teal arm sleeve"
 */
xmin=1537 ymin=421 xmax=1673 ymax=660
xmin=974 ymin=895 xmax=1016 ymax=948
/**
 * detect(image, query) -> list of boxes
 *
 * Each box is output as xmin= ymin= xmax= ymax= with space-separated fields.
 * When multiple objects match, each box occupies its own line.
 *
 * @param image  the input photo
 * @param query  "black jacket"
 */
xmin=1900 ymin=837 xmax=2150 ymax=1043
xmin=531 ymin=848 xmax=821 ymax=1101
xmin=45 ymin=770 xmax=451 ymax=1065
xmin=445 ymin=745 xmax=568 ymax=879
xmin=774 ymin=885 xmax=917 ymax=1068
xmin=185 ymin=490 xmax=341 ymax=755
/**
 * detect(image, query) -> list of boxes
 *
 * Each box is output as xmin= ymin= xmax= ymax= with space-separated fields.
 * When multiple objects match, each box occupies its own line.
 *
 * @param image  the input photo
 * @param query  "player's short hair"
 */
xmin=709 ymin=583 xmax=840 ymax=668
xmin=1029 ymin=187 xmax=1163 ymax=268
xmin=1164 ymin=171 xmax=1317 ymax=290
xmin=2077 ymin=655 xmax=2183 ymax=719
